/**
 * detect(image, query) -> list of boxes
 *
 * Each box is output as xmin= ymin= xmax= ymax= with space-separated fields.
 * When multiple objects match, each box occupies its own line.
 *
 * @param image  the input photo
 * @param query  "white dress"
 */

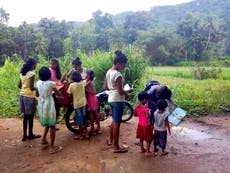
xmin=36 ymin=80 xmax=56 ymax=127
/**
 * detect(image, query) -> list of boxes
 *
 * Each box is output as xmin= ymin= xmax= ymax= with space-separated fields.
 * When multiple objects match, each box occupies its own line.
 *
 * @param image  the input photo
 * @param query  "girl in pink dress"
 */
xmin=135 ymin=91 xmax=155 ymax=157
xmin=49 ymin=58 xmax=62 ymax=130
xmin=85 ymin=69 xmax=101 ymax=135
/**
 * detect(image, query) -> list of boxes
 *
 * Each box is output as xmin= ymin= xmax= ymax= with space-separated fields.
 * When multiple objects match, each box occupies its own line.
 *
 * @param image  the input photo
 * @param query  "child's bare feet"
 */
xmin=49 ymin=146 xmax=62 ymax=154
xmin=22 ymin=136 xmax=27 ymax=141
xmin=145 ymin=152 xmax=156 ymax=157
xmin=74 ymin=134 xmax=79 ymax=140
xmin=140 ymin=148 xmax=146 ymax=153
xmin=161 ymin=151 xmax=168 ymax=156
xmin=41 ymin=139 xmax=48 ymax=145
xmin=84 ymin=133 xmax=89 ymax=139
xmin=96 ymin=127 xmax=102 ymax=134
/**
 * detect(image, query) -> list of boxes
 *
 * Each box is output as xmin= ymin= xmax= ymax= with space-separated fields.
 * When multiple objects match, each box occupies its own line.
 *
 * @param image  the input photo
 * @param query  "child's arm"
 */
xmin=103 ymin=78 xmax=109 ymax=90
xmin=18 ymin=79 xmax=22 ymax=89
xmin=134 ymin=105 xmax=139 ymax=117
xmin=165 ymin=116 xmax=171 ymax=136
xmin=29 ymin=75 xmax=36 ymax=91
xmin=86 ymin=81 xmax=96 ymax=94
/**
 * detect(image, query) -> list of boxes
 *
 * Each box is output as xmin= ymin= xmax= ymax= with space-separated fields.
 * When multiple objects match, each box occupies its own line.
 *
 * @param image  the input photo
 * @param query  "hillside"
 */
xmin=112 ymin=0 xmax=230 ymax=31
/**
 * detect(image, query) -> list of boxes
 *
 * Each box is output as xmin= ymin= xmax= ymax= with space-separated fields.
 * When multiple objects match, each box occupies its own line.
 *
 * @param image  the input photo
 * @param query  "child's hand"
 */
xmin=168 ymin=131 xmax=172 ymax=136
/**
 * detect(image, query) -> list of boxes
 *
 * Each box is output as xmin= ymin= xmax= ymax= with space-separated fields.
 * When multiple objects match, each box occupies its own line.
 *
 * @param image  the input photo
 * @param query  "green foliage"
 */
xmin=0 ymin=49 xmax=146 ymax=117
xmin=137 ymin=67 xmax=230 ymax=118
xmin=191 ymin=66 xmax=222 ymax=80
xmin=0 ymin=59 xmax=22 ymax=117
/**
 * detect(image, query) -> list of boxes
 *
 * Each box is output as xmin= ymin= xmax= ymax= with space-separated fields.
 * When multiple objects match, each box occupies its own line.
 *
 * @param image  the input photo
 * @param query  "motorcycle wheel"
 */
xmin=64 ymin=105 xmax=79 ymax=134
xmin=121 ymin=101 xmax=134 ymax=122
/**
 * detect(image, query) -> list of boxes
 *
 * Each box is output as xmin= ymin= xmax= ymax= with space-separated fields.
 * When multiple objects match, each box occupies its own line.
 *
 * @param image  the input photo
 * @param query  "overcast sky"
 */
xmin=0 ymin=0 xmax=192 ymax=27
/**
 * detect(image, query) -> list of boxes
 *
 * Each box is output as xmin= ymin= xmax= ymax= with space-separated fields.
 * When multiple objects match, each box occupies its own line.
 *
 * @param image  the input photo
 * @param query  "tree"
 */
xmin=38 ymin=18 xmax=69 ymax=58
xmin=0 ymin=8 xmax=9 ymax=25
xmin=123 ymin=11 xmax=150 ymax=44
xmin=177 ymin=13 xmax=223 ymax=61
xmin=14 ymin=22 xmax=37 ymax=59
xmin=34 ymin=31 xmax=48 ymax=56
xmin=135 ymin=29 xmax=180 ymax=65
xmin=90 ymin=10 xmax=113 ymax=51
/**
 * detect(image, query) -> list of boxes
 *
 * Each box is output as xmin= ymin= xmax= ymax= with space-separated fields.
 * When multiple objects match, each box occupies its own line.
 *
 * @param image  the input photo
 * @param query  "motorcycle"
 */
xmin=63 ymin=90 xmax=134 ymax=134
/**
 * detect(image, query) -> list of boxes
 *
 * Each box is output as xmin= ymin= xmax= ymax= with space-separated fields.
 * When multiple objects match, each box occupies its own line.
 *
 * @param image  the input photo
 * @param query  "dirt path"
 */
xmin=0 ymin=115 xmax=230 ymax=173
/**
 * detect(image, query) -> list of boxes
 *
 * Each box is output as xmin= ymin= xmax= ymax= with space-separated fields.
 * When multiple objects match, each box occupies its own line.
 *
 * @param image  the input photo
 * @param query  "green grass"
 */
xmin=134 ymin=67 xmax=230 ymax=118
xmin=151 ymin=66 xmax=230 ymax=80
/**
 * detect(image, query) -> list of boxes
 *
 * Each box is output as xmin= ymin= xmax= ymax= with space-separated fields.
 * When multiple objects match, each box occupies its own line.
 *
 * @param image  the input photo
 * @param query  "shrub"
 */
xmin=191 ymin=66 xmax=222 ymax=80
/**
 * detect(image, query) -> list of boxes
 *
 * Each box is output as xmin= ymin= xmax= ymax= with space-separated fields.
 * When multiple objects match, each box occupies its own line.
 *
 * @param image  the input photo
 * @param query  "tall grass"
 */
xmin=0 ymin=49 xmax=146 ymax=117
xmin=137 ymin=67 xmax=230 ymax=117
xmin=0 ymin=59 xmax=23 ymax=117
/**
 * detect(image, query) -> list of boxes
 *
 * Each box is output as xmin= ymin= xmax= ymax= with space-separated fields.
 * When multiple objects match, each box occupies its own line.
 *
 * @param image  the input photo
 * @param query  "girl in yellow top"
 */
xmin=18 ymin=58 xmax=41 ymax=141
xmin=67 ymin=71 xmax=89 ymax=140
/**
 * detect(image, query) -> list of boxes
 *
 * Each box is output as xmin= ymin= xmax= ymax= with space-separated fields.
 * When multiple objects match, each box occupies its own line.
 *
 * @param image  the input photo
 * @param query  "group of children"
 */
xmin=134 ymin=91 xmax=171 ymax=157
xmin=19 ymin=57 xmax=101 ymax=154
xmin=19 ymin=56 xmax=171 ymax=156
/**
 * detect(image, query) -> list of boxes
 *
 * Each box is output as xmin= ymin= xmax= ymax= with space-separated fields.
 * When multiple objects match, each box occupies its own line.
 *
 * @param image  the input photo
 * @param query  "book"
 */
xmin=165 ymin=107 xmax=187 ymax=126
xmin=123 ymin=84 xmax=132 ymax=91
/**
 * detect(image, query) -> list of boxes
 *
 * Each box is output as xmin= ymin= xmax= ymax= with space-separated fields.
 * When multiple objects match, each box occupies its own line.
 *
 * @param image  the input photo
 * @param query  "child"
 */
xmin=37 ymin=66 xmax=62 ymax=154
xmin=153 ymin=99 xmax=171 ymax=155
xmin=49 ymin=58 xmax=62 ymax=130
xmin=49 ymin=58 xmax=62 ymax=84
xmin=18 ymin=58 xmax=41 ymax=141
xmin=67 ymin=71 xmax=89 ymax=140
xmin=64 ymin=57 xmax=87 ymax=80
xmin=85 ymin=69 xmax=101 ymax=135
xmin=135 ymin=91 xmax=155 ymax=157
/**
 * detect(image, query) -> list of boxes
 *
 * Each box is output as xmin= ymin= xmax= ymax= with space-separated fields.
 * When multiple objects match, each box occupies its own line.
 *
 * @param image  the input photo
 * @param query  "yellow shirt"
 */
xmin=20 ymin=71 xmax=36 ymax=98
xmin=67 ymin=80 xmax=87 ymax=109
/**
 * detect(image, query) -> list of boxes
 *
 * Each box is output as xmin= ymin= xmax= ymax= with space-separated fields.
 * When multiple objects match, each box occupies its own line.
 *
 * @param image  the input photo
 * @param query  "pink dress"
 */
xmin=135 ymin=105 xmax=153 ymax=142
xmin=49 ymin=68 xmax=61 ymax=83
xmin=86 ymin=81 xmax=98 ymax=111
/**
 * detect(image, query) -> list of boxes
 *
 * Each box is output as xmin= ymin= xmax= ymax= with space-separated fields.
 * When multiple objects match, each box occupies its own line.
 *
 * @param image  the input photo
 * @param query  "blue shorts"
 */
xmin=109 ymin=102 xmax=125 ymax=123
xmin=75 ymin=106 xmax=87 ymax=127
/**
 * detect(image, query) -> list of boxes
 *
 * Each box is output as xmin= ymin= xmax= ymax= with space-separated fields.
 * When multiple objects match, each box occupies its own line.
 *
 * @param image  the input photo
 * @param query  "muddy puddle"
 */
xmin=172 ymin=126 xmax=212 ymax=140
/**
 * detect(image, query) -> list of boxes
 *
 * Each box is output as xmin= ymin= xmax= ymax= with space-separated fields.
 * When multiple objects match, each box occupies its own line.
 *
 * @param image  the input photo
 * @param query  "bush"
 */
xmin=0 ymin=48 xmax=146 ymax=117
xmin=191 ymin=66 xmax=222 ymax=80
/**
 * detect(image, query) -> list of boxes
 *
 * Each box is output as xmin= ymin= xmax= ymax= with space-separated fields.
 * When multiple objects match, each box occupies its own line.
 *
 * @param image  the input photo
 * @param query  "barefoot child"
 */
xmin=153 ymin=99 xmax=171 ymax=155
xmin=19 ymin=58 xmax=41 ymax=141
xmin=85 ymin=69 xmax=101 ymax=135
xmin=37 ymin=66 xmax=62 ymax=154
xmin=67 ymin=71 xmax=89 ymax=140
xmin=135 ymin=91 xmax=155 ymax=157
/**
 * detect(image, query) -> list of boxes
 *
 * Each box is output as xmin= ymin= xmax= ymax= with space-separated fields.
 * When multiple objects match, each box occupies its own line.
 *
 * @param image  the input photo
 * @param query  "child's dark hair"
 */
xmin=156 ymin=86 xmax=172 ymax=100
xmin=50 ymin=58 xmax=62 ymax=80
xmin=86 ymin=69 xmax=95 ymax=81
xmin=71 ymin=71 xmax=82 ymax=82
xmin=20 ymin=58 xmax=37 ymax=76
xmin=39 ymin=66 xmax=51 ymax=81
xmin=138 ymin=91 xmax=150 ymax=101
xmin=156 ymin=99 xmax=168 ymax=111
xmin=72 ymin=57 xmax=82 ymax=66
xmin=113 ymin=50 xmax=128 ymax=65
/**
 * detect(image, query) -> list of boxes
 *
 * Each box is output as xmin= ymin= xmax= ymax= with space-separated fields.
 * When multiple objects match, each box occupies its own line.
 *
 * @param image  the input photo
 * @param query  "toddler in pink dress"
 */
xmin=85 ymin=69 xmax=101 ymax=135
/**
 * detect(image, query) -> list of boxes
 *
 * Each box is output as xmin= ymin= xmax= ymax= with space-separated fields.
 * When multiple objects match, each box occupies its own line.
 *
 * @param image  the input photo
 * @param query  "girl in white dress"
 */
xmin=37 ymin=66 xmax=62 ymax=154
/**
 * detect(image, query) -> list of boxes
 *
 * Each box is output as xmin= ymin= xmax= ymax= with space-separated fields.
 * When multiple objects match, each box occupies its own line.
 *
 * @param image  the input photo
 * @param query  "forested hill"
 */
xmin=0 ymin=0 xmax=229 ymax=66
xmin=113 ymin=0 xmax=230 ymax=31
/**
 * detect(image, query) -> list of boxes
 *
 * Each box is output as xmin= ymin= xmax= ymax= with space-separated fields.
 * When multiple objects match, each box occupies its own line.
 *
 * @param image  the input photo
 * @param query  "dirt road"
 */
xmin=0 ymin=115 xmax=230 ymax=173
